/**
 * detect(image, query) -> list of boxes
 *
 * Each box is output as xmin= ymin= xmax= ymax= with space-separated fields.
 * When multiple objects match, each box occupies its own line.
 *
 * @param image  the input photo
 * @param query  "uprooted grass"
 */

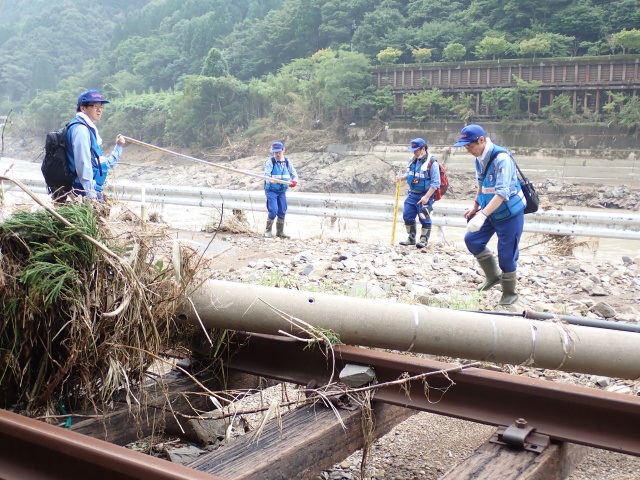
xmin=0 ymin=199 xmax=206 ymax=416
xmin=524 ymin=233 xmax=599 ymax=257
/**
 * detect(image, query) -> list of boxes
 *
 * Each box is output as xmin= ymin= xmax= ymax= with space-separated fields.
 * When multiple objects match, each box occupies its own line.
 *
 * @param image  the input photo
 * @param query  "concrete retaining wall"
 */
xmin=346 ymin=122 xmax=639 ymax=160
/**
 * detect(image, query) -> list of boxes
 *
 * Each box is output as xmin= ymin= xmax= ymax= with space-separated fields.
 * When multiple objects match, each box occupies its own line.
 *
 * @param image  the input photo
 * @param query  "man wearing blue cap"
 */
xmin=66 ymin=89 xmax=125 ymax=201
xmin=396 ymin=137 xmax=441 ymax=248
xmin=263 ymin=141 xmax=298 ymax=238
xmin=453 ymin=124 xmax=526 ymax=306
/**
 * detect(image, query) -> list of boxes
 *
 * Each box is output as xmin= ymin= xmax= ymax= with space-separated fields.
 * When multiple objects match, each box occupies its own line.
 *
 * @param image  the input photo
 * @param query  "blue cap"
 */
xmin=270 ymin=141 xmax=284 ymax=153
xmin=453 ymin=124 xmax=486 ymax=147
xmin=77 ymin=89 xmax=110 ymax=106
xmin=407 ymin=138 xmax=427 ymax=152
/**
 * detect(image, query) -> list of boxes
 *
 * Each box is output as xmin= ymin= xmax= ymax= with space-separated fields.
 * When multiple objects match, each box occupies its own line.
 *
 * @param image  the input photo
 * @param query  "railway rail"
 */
xmin=1 ymin=331 xmax=639 ymax=479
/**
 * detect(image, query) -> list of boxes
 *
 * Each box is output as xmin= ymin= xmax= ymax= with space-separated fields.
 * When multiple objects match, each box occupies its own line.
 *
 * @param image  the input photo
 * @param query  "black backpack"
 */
xmin=41 ymin=123 xmax=74 ymax=198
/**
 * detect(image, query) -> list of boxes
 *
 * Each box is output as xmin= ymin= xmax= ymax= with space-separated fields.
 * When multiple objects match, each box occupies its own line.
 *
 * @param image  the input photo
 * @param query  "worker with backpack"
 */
xmin=263 ymin=141 xmax=298 ymax=238
xmin=396 ymin=137 xmax=446 ymax=249
xmin=454 ymin=124 xmax=526 ymax=307
xmin=43 ymin=89 xmax=125 ymax=203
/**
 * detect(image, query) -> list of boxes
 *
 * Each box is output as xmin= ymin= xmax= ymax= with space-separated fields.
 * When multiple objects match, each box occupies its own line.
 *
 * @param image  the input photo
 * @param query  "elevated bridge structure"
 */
xmin=372 ymin=55 xmax=640 ymax=116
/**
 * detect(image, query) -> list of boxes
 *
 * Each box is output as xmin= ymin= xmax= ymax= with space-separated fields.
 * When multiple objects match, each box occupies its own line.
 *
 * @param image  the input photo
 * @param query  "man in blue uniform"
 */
xmin=397 ymin=138 xmax=440 ymax=249
xmin=67 ymin=89 xmax=125 ymax=200
xmin=263 ymin=141 xmax=298 ymax=238
xmin=453 ymin=124 xmax=526 ymax=306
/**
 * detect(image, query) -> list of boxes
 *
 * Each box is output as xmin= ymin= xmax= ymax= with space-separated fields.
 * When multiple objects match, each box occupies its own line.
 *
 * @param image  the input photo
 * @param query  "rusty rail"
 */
xmin=2 ymin=332 xmax=639 ymax=479
xmin=0 ymin=408 xmax=222 ymax=480
xmin=226 ymin=333 xmax=640 ymax=457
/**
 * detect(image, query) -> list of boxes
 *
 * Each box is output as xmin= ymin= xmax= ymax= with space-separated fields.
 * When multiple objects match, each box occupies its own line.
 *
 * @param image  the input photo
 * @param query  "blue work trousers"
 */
xmin=464 ymin=210 xmax=524 ymax=273
xmin=265 ymin=190 xmax=287 ymax=219
xmin=403 ymin=191 xmax=434 ymax=227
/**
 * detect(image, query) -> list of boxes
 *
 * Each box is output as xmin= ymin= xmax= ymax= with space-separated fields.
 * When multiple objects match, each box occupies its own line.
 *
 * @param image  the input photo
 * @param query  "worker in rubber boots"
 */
xmin=263 ymin=141 xmax=298 ymax=238
xmin=454 ymin=124 xmax=526 ymax=306
xmin=397 ymin=138 xmax=440 ymax=249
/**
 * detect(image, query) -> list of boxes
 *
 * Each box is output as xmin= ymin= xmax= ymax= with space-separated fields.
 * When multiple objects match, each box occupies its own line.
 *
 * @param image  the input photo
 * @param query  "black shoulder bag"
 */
xmin=484 ymin=151 xmax=539 ymax=214
xmin=515 ymin=163 xmax=539 ymax=214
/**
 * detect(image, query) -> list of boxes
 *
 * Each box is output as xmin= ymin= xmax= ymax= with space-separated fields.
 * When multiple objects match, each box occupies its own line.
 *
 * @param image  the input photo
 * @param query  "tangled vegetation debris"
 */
xmin=0 ymin=198 xmax=205 ymax=416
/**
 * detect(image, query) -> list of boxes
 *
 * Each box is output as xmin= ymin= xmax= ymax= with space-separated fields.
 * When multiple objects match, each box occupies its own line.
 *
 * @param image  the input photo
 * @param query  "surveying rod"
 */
xmin=122 ymin=136 xmax=293 ymax=185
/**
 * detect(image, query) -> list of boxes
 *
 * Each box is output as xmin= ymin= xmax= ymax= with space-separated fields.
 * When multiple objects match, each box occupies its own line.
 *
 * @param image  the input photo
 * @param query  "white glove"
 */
xmin=467 ymin=211 xmax=487 ymax=232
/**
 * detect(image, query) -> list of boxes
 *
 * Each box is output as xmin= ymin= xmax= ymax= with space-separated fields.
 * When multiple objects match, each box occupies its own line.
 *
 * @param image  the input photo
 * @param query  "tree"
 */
xmin=318 ymin=0 xmax=378 ymax=47
xmin=537 ymin=32 xmax=575 ymax=57
xmin=405 ymin=0 xmax=466 ymax=25
xmin=443 ymin=43 xmax=466 ymax=61
xmin=514 ymin=76 xmax=542 ymax=115
xmin=415 ymin=21 xmax=467 ymax=61
xmin=547 ymin=4 xmax=605 ymax=43
xmin=24 ymin=88 xmax=76 ymax=133
xmin=540 ymin=93 xmax=576 ymax=123
xmin=165 ymin=75 xmax=251 ymax=147
xmin=403 ymin=88 xmax=454 ymax=121
xmin=201 ymin=48 xmax=229 ymax=78
xmin=579 ymin=40 xmax=608 ymax=56
xmin=354 ymin=85 xmax=395 ymax=120
xmin=451 ymin=92 xmax=475 ymax=123
xmin=618 ymin=96 xmax=640 ymax=130
xmin=606 ymin=0 xmax=640 ymax=33
xmin=101 ymin=92 xmax=173 ymax=145
xmin=603 ymin=91 xmax=640 ymax=130
xmin=311 ymin=49 xmax=375 ymax=122
xmin=519 ymin=36 xmax=552 ymax=59
xmin=475 ymin=36 xmax=511 ymax=60
xmin=377 ymin=47 xmax=403 ymax=64
xmin=350 ymin=6 xmax=404 ymax=56
xmin=611 ymin=29 xmax=640 ymax=54
xmin=412 ymin=47 xmax=432 ymax=63
xmin=481 ymin=87 xmax=519 ymax=118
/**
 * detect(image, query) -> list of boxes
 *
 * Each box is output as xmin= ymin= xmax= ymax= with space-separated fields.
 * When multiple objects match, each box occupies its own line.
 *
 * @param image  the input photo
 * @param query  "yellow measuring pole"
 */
xmin=391 ymin=177 xmax=401 ymax=245
xmin=122 ymin=136 xmax=292 ymax=185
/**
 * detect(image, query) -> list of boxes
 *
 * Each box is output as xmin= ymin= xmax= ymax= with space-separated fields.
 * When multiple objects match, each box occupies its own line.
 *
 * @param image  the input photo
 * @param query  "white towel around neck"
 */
xmin=76 ymin=112 xmax=103 ymax=146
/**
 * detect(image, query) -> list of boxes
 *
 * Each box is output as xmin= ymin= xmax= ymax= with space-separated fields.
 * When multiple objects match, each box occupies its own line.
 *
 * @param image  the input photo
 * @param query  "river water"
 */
xmin=2 ymin=154 xmax=639 ymax=263
xmin=155 ymin=196 xmax=640 ymax=264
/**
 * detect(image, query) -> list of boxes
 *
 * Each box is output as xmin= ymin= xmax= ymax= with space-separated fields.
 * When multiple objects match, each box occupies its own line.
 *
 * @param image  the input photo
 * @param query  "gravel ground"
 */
xmin=199 ymin=233 xmax=640 ymax=480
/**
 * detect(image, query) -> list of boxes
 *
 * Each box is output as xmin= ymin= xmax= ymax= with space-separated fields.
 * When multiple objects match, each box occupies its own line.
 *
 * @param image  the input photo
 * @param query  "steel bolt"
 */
xmin=515 ymin=418 xmax=527 ymax=429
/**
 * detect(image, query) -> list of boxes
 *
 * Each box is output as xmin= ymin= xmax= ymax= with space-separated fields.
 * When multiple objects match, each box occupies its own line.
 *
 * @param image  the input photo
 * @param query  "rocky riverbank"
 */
xmin=201 ymin=231 xmax=640 ymax=480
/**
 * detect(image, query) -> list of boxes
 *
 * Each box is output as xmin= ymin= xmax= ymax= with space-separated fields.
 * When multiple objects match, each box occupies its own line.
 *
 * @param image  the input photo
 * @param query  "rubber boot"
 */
xmin=475 ymin=248 xmax=501 ymax=291
xmin=399 ymin=224 xmax=417 ymax=246
xmin=264 ymin=218 xmax=274 ymax=238
xmin=275 ymin=218 xmax=290 ymax=238
xmin=416 ymin=226 xmax=431 ymax=249
xmin=499 ymin=271 xmax=519 ymax=305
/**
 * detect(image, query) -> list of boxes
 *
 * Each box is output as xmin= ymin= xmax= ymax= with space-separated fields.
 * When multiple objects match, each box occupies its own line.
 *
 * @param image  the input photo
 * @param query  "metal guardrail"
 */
xmin=12 ymin=178 xmax=640 ymax=240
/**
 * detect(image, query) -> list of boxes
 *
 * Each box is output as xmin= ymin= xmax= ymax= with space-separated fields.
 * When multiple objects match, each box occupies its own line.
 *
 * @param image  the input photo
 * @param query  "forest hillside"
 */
xmin=2 ymin=0 xmax=640 ymax=152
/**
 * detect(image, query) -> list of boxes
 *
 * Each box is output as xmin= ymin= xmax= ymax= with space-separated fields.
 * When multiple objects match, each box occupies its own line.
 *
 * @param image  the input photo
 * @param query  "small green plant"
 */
xmin=259 ymin=269 xmax=299 ymax=289
xmin=419 ymin=291 xmax=482 ymax=310
xmin=306 ymin=326 xmax=341 ymax=353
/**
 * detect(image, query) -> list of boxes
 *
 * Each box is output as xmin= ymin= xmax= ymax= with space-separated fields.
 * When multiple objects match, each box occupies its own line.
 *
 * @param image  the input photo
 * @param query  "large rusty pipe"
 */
xmin=176 ymin=280 xmax=640 ymax=380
